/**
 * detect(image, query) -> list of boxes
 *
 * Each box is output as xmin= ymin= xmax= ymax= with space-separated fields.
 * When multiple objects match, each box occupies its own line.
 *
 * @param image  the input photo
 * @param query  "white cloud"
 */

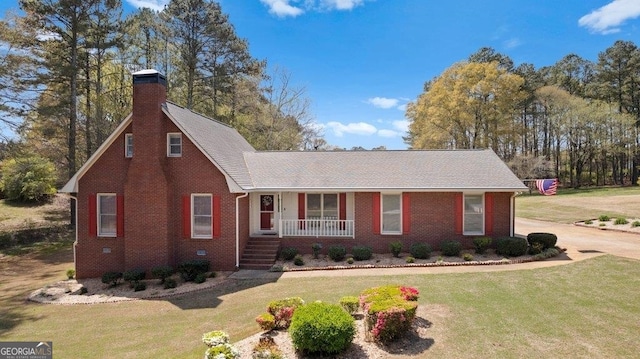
xmin=579 ymin=0 xmax=640 ymax=34
xmin=321 ymin=0 xmax=365 ymax=10
xmin=392 ymin=120 xmax=409 ymax=132
xmin=126 ymin=0 xmax=168 ymax=12
xmin=367 ymin=97 xmax=399 ymax=109
xmin=326 ymin=121 xmax=377 ymax=137
xmin=260 ymin=0 xmax=304 ymax=17
xmin=397 ymin=104 xmax=407 ymax=112
xmin=378 ymin=129 xmax=399 ymax=138
xmin=503 ymin=38 xmax=522 ymax=49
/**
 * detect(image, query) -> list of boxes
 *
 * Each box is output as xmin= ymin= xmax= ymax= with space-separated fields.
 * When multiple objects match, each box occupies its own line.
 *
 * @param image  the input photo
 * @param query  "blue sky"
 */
xmin=2 ymin=0 xmax=640 ymax=149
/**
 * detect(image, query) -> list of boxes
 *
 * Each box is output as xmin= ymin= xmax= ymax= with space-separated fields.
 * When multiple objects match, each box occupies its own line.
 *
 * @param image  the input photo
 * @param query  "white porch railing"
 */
xmin=279 ymin=219 xmax=355 ymax=238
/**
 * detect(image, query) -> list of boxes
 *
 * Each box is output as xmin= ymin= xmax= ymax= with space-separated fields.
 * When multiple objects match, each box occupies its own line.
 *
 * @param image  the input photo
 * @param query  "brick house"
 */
xmin=61 ymin=70 xmax=527 ymax=279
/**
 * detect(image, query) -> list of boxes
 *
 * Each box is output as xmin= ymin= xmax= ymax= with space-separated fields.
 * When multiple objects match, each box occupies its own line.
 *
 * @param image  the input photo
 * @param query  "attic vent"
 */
xmin=132 ymin=70 xmax=166 ymax=86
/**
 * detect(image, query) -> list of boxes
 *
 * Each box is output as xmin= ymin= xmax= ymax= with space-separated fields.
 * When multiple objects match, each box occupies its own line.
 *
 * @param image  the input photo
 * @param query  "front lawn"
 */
xmin=1 ymin=251 xmax=639 ymax=358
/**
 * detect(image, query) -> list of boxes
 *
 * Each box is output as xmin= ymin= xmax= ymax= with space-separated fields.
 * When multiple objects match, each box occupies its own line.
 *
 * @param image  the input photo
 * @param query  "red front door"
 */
xmin=260 ymin=195 xmax=275 ymax=230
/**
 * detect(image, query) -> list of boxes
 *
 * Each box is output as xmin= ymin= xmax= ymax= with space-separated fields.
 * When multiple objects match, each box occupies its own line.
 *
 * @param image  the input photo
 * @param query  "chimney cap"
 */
xmin=133 ymin=69 xmax=166 ymax=86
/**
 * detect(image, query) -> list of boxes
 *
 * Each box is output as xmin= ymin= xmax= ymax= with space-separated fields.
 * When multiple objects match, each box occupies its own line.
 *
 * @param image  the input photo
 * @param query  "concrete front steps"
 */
xmin=239 ymin=237 xmax=280 ymax=270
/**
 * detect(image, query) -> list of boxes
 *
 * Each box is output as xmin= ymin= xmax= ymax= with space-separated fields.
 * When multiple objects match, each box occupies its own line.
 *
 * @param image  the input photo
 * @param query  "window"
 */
xmin=381 ymin=194 xmax=401 ymax=234
xmin=464 ymin=194 xmax=484 ymax=234
xmin=98 ymin=194 xmax=117 ymax=237
xmin=167 ymin=133 xmax=182 ymax=157
xmin=306 ymin=193 xmax=338 ymax=219
xmin=192 ymin=194 xmax=212 ymax=238
xmin=125 ymin=133 xmax=133 ymax=158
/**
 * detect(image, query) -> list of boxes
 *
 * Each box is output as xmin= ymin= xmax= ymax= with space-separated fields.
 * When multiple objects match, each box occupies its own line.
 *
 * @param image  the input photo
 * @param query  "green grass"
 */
xmin=1 ymin=251 xmax=639 ymax=358
xmin=516 ymin=186 xmax=640 ymax=223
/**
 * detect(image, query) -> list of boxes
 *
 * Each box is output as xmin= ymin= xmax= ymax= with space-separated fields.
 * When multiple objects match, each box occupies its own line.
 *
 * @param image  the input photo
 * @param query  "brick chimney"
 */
xmin=124 ymin=69 xmax=172 ymax=272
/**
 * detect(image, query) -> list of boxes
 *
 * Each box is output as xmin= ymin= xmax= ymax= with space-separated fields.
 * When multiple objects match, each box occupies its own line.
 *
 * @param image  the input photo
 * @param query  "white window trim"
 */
xmin=97 ymin=193 xmax=117 ymax=238
xmin=167 ymin=133 xmax=182 ymax=157
xmin=381 ymin=193 xmax=402 ymax=235
xmin=192 ymin=193 xmax=212 ymax=239
xmin=124 ymin=133 xmax=133 ymax=158
xmin=306 ymin=193 xmax=339 ymax=219
xmin=463 ymin=193 xmax=485 ymax=236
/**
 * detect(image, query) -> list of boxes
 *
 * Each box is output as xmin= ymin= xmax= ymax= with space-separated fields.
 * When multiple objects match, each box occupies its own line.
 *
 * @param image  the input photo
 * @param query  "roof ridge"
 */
xmin=165 ymin=101 xmax=235 ymax=129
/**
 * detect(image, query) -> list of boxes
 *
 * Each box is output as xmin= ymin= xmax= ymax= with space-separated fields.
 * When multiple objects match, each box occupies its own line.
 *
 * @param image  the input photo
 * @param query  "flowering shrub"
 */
xmin=202 ymin=331 xmax=239 ymax=359
xmin=255 ymin=313 xmax=276 ymax=331
xmin=267 ymin=297 xmax=304 ymax=329
xmin=360 ymin=285 xmax=419 ymax=343
xmin=252 ymin=336 xmax=283 ymax=359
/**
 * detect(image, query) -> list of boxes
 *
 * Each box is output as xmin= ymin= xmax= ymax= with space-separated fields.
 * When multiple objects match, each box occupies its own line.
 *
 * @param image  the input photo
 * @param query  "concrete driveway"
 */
xmin=515 ymin=218 xmax=640 ymax=261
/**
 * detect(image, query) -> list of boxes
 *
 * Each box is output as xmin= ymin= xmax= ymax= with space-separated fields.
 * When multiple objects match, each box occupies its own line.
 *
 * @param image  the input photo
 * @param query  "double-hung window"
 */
xmin=167 ymin=133 xmax=182 ymax=157
xmin=192 ymin=194 xmax=212 ymax=238
xmin=306 ymin=193 xmax=338 ymax=220
xmin=125 ymin=133 xmax=133 ymax=158
xmin=381 ymin=194 xmax=401 ymax=234
xmin=464 ymin=194 xmax=484 ymax=235
xmin=98 ymin=194 xmax=117 ymax=237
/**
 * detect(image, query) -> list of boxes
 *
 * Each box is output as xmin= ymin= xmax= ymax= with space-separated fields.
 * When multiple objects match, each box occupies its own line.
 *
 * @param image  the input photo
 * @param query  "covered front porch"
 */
xmin=249 ymin=192 xmax=355 ymax=238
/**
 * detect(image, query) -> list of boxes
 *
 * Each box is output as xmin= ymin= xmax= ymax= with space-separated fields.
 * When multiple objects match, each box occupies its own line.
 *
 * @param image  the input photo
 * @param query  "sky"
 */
xmin=2 ymin=0 xmax=640 ymax=150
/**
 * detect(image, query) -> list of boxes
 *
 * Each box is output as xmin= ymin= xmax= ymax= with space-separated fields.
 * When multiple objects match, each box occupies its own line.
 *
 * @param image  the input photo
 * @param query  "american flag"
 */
xmin=535 ymin=178 xmax=558 ymax=196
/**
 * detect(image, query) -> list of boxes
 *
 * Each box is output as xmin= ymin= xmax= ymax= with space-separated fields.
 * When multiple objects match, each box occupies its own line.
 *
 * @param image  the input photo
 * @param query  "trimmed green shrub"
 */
xmin=346 ymin=257 xmax=354 ymax=264
xmin=528 ymin=242 xmax=544 ymax=255
xmin=352 ymin=245 xmax=373 ymax=261
xmin=151 ymin=265 xmax=173 ymax=284
xmin=598 ymin=214 xmax=610 ymax=221
xmin=527 ymin=232 xmax=557 ymax=250
xmin=632 ymin=221 xmax=640 ymax=228
xmin=267 ymin=297 xmax=305 ymax=329
xmin=614 ymin=217 xmax=629 ymax=225
xmin=405 ymin=256 xmax=415 ymax=263
xmin=255 ymin=312 xmax=276 ymax=331
xmin=194 ymin=273 xmax=207 ymax=284
xmin=0 ymin=154 xmax=57 ymax=202
xmin=164 ymin=277 xmax=177 ymax=289
xmin=0 ymin=232 xmax=12 ymax=249
xmin=101 ymin=271 xmax=122 ymax=287
xmin=359 ymin=285 xmax=419 ymax=343
xmin=311 ymin=243 xmax=322 ymax=258
xmin=440 ymin=240 xmax=462 ymax=256
xmin=389 ymin=241 xmax=402 ymax=257
xmin=339 ymin=296 xmax=359 ymax=315
xmin=280 ymin=247 xmax=298 ymax=261
xmin=584 ymin=219 xmax=593 ymax=225
xmin=293 ymin=254 xmax=304 ymax=266
xmin=472 ymin=236 xmax=492 ymax=254
xmin=66 ymin=269 xmax=75 ymax=280
xmin=463 ymin=253 xmax=474 ymax=261
xmin=290 ymin=302 xmax=355 ymax=355
xmin=328 ymin=245 xmax=346 ymax=261
xmin=533 ymin=247 xmax=561 ymax=261
xmin=496 ymin=236 xmax=528 ymax=257
xmin=202 ymin=330 xmax=239 ymax=359
xmin=123 ymin=268 xmax=146 ymax=287
xmin=409 ymin=242 xmax=432 ymax=259
xmin=177 ymin=259 xmax=210 ymax=281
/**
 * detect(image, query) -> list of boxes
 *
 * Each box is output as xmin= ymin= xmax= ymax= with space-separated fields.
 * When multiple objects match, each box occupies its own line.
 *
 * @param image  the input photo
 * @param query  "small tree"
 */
xmin=0 ymin=154 xmax=57 ymax=202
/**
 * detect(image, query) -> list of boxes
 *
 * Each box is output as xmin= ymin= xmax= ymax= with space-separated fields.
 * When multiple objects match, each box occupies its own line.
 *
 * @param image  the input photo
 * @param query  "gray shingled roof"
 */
xmin=163 ymin=102 xmax=256 ymax=191
xmin=243 ymin=149 xmax=527 ymax=191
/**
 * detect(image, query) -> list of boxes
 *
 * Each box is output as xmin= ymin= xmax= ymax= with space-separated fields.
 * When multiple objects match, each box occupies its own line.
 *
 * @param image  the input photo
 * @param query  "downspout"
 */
xmin=69 ymin=194 xmax=79 ymax=271
xmin=510 ymin=192 xmax=517 ymax=237
xmin=235 ymin=192 xmax=249 ymax=269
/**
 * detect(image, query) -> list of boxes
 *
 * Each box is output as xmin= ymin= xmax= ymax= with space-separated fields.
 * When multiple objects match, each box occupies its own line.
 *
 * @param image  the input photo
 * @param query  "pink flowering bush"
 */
xmin=267 ymin=297 xmax=304 ymax=329
xmin=359 ymin=285 xmax=420 ymax=343
xmin=255 ymin=312 xmax=276 ymax=331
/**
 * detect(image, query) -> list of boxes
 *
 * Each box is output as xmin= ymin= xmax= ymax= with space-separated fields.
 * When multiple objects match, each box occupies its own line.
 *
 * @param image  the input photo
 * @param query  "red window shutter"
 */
xmin=88 ymin=194 xmax=97 ymax=237
xmin=116 ymin=195 xmax=124 ymax=237
xmin=298 ymin=193 xmax=305 ymax=229
xmin=182 ymin=195 xmax=191 ymax=238
xmin=339 ymin=193 xmax=347 ymax=230
xmin=454 ymin=193 xmax=463 ymax=235
xmin=402 ymin=193 xmax=411 ymax=235
xmin=213 ymin=195 xmax=221 ymax=238
xmin=372 ymin=192 xmax=381 ymax=235
xmin=485 ymin=193 xmax=494 ymax=235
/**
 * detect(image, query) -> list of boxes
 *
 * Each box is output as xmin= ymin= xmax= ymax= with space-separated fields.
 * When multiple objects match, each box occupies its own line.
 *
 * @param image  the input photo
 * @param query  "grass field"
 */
xmin=516 ymin=186 xmax=640 ymax=223
xmin=0 ymin=188 xmax=639 ymax=358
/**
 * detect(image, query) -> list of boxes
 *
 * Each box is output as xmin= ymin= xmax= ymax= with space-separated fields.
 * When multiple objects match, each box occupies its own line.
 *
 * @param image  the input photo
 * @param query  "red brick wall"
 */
xmin=280 ymin=191 xmax=515 ymax=255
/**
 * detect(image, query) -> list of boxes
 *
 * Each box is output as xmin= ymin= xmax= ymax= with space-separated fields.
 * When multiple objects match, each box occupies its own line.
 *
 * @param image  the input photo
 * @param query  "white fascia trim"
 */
xmin=162 ymin=107 xmax=245 ymax=193
xmin=59 ymin=114 xmax=133 ymax=193
xmin=245 ymin=187 xmax=527 ymax=193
